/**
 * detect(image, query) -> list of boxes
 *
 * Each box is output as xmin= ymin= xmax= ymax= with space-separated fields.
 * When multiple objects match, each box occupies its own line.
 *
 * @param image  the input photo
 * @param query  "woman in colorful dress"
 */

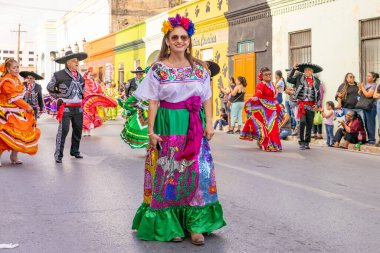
xmin=118 ymin=67 xmax=150 ymax=149
xmin=43 ymin=94 xmax=58 ymax=116
xmin=240 ymin=67 xmax=283 ymax=151
xmin=132 ymin=14 xmax=226 ymax=245
xmin=82 ymin=68 xmax=117 ymax=136
xmin=0 ymin=59 xmax=41 ymax=166
xmin=104 ymin=82 xmax=119 ymax=120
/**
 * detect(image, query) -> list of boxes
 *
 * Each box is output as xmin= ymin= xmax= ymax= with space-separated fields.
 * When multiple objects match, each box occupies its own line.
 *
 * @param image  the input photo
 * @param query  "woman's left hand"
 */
xmin=204 ymin=123 xmax=215 ymax=141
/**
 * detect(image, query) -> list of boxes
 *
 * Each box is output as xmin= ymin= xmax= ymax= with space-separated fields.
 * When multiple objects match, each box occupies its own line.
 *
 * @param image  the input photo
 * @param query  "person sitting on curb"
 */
xmin=279 ymin=104 xmax=292 ymax=140
xmin=214 ymin=108 xmax=228 ymax=131
xmin=333 ymin=110 xmax=366 ymax=149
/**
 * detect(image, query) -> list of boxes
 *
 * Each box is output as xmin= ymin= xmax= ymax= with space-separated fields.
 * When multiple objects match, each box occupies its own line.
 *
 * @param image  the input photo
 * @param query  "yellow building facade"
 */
xmin=169 ymin=0 xmax=229 ymax=119
xmin=114 ymin=22 xmax=146 ymax=88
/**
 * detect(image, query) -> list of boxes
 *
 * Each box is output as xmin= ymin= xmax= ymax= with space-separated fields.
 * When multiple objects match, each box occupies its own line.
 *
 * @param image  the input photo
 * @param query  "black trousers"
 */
xmin=313 ymin=124 xmax=323 ymax=134
xmin=54 ymin=106 xmax=83 ymax=160
xmin=334 ymin=128 xmax=359 ymax=144
xmin=299 ymin=109 xmax=315 ymax=143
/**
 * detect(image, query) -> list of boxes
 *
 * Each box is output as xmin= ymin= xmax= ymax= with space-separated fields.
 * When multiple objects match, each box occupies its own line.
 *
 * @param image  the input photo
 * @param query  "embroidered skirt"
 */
xmin=132 ymin=105 xmax=226 ymax=241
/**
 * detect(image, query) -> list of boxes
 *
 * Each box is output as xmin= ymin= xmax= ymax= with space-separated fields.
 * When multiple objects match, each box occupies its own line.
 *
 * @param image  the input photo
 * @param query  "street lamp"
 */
xmin=73 ymin=42 xmax=79 ymax=53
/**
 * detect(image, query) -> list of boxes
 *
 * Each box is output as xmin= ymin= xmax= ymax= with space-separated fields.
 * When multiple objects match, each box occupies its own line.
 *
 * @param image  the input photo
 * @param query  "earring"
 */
xmin=167 ymin=47 xmax=171 ymax=55
xmin=186 ymin=48 xmax=190 ymax=54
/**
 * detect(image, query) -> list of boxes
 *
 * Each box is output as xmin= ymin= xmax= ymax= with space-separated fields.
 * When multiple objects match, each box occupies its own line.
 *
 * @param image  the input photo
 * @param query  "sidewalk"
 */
xmin=287 ymin=136 xmax=380 ymax=155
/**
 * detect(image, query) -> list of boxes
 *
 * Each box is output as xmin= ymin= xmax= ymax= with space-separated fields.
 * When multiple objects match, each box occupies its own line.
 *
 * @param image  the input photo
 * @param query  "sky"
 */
xmin=0 ymin=0 xmax=80 ymax=50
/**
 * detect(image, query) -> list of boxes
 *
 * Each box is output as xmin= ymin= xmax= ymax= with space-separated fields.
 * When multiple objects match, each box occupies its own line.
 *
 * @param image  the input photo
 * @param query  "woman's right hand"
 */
xmin=26 ymin=106 xmax=33 ymax=113
xmin=149 ymin=133 xmax=162 ymax=149
xmin=293 ymin=63 xmax=299 ymax=70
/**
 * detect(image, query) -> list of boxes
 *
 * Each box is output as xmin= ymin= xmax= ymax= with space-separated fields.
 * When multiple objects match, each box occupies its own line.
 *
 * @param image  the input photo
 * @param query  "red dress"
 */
xmin=240 ymin=81 xmax=284 ymax=152
xmin=82 ymin=75 xmax=117 ymax=131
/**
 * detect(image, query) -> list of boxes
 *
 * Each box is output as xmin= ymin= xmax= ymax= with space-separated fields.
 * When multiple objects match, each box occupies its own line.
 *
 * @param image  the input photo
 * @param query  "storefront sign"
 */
xmin=193 ymin=34 xmax=217 ymax=47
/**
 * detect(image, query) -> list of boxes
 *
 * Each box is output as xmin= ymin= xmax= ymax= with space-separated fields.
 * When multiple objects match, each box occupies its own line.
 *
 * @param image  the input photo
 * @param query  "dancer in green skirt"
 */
xmin=132 ymin=14 xmax=226 ymax=245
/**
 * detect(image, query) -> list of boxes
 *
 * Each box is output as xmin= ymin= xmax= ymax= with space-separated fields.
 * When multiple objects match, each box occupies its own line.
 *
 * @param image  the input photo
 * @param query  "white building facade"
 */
xmin=0 ymin=45 xmax=36 ymax=70
xmin=55 ymin=0 xmax=110 ymax=53
xmin=271 ymin=0 xmax=380 ymax=103
xmin=144 ymin=12 xmax=169 ymax=66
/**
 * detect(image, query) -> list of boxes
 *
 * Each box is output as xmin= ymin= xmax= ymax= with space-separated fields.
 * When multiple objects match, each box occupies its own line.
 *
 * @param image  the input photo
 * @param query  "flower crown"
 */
xmin=161 ymin=14 xmax=195 ymax=37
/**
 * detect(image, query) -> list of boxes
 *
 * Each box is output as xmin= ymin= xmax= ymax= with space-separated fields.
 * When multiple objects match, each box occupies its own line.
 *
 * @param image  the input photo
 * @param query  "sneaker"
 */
xmin=299 ymin=142 xmax=306 ymax=150
xmin=305 ymin=143 xmax=310 ymax=149
xmin=226 ymin=130 xmax=234 ymax=134
xmin=234 ymin=130 xmax=241 ymax=134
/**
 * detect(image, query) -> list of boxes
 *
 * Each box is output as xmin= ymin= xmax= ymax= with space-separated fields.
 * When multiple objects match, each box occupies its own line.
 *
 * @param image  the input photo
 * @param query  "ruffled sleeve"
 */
xmin=202 ymin=67 xmax=211 ymax=102
xmin=254 ymin=82 xmax=265 ymax=98
xmin=134 ymin=63 xmax=161 ymax=101
xmin=1 ymin=79 xmax=30 ymax=110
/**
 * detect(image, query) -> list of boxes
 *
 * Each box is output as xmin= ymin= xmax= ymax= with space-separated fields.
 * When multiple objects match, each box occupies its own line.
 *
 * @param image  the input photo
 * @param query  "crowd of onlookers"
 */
xmin=216 ymin=70 xmax=380 ymax=149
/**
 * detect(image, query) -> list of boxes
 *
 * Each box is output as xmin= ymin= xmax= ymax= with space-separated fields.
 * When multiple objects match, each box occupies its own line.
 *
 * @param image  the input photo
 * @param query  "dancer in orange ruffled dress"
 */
xmin=0 ymin=59 xmax=41 ymax=166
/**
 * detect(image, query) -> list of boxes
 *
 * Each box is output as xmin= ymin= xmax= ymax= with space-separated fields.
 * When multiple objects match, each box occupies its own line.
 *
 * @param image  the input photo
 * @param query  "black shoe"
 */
xmin=234 ymin=130 xmax=241 ymax=134
xmin=74 ymin=155 xmax=83 ymax=159
xmin=219 ymin=128 xmax=223 ymax=131
xmin=305 ymin=143 xmax=310 ymax=149
xmin=299 ymin=142 xmax=306 ymax=150
xmin=55 ymin=158 xmax=62 ymax=163
xmin=226 ymin=130 xmax=234 ymax=134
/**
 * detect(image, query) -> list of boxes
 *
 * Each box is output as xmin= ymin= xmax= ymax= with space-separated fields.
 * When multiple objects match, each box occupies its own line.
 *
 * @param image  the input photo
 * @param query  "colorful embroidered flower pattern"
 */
xmin=153 ymin=63 xmax=206 ymax=83
xmin=162 ymin=14 xmax=195 ymax=37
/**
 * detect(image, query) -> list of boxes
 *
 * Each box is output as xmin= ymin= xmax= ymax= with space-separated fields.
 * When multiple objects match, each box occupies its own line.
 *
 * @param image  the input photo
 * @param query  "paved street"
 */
xmin=1 ymin=116 xmax=380 ymax=253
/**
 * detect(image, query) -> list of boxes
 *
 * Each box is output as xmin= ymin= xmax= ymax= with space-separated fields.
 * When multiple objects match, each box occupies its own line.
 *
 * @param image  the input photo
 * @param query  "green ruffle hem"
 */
xmin=132 ymin=202 xmax=226 ymax=241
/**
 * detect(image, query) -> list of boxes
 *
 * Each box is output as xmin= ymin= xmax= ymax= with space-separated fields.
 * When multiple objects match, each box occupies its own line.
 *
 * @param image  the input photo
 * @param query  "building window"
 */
xmin=3 ymin=50 xmax=8 ymax=54
xmin=29 ymin=51 xmax=34 ymax=55
xmin=360 ymin=17 xmax=380 ymax=79
xmin=19 ymin=51 xmax=22 ymax=54
xmin=98 ymin=67 xmax=103 ymax=82
xmin=200 ymin=48 xmax=213 ymax=61
xmin=237 ymin=40 xmax=254 ymax=54
xmin=289 ymin=29 xmax=311 ymax=67
xmin=118 ymin=63 xmax=125 ymax=88
xmin=29 ymin=58 xmax=34 ymax=61
xmin=9 ymin=51 xmax=14 ymax=54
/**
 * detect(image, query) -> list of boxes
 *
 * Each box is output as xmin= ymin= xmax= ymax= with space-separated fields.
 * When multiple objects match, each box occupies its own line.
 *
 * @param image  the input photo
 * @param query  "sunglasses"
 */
xmin=348 ymin=75 xmax=355 ymax=78
xmin=170 ymin=35 xmax=189 ymax=41
xmin=263 ymin=73 xmax=272 ymax=76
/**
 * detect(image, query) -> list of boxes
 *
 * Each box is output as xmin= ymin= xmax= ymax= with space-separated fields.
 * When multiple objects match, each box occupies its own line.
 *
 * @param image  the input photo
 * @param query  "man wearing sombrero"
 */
xmin=20 ymin=71 xmax=44 ymax=119
xmin=287 ymin=63 xmax=323 ymax=150
xmin=125 ymin=67 xmax=145 ymax=98
xmin=47 ymin=50 xmax=87 ymax=163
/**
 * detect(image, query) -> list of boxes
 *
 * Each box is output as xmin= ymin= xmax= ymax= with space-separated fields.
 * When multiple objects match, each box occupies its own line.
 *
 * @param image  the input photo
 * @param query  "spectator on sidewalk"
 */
xmin=285 ymin=69 xmax=299 ymax=136
xmin=334 ymin=110 xmax=366 ymax=149
xmin=373 ymin=82 xmax=380 ymax=147
xmin=227 ymin=76 xmax=246 ymax=134
xmin=335 ymin=73 xmax=359 ymax=115
xmin=357 ymin=72 xmax=378 ymax=144
xmin=321 ymin=101 xmax=335 ymax=147
xmin=279 ymin=104 xmax=292 ymax=140
xmin=214 ymin=108 xmax=228 ymax=130
xmin=275 ymin=70 xmax=285 ymax=104
xmin=219 ymin=77 xmax=236 ymax=126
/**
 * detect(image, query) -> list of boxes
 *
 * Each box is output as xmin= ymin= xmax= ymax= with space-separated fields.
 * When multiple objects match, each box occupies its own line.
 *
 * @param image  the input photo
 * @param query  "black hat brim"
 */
xmin=297 ymin=63 xmax=323 ymax=74
xmin=130 ymin=70 xmax=145 ymax=73
xmin=19 ymin=71 xmax=44 ymax=80
xmin=54 ymin=52 xmax=88 ymax=64
xmin=206 ymin=61 xmax=220 ymax=77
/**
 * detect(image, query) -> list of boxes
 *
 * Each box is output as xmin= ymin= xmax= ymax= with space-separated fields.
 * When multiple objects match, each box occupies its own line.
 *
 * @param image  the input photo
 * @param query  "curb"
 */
xmin=286 ymin=136 xmax=380 ymax=155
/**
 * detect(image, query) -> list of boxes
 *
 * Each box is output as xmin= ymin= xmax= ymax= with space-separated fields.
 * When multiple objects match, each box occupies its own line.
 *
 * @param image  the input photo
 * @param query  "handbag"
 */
xmin=313 ymin=111 xmax=323 ymax=125
xmin=356 ymin=93 xmax=374 ymax=110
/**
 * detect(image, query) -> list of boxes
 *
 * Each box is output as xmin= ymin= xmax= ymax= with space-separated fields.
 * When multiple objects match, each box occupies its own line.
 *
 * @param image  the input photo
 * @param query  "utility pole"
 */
xmin=11 ymin=24 xmax=27 ymax=63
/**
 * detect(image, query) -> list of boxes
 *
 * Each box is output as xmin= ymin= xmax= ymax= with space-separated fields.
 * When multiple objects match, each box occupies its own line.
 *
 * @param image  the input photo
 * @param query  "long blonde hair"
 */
xmin=157 ymin=31 xmax=208 ymax=71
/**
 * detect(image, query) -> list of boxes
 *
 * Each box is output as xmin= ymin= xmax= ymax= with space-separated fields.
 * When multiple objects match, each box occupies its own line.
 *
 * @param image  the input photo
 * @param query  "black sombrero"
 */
xmin=206 ymin=61 xmax=220 ymax=77
xmin=19 ymin=71 xmax=44 ymax=80
xmin=54 ymin=51 xmax=88 ymax=64
xmin=130 ymin=67 xmax=145 ymax=74
xmin=297 ymin=63 xmax=323 ymax=74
